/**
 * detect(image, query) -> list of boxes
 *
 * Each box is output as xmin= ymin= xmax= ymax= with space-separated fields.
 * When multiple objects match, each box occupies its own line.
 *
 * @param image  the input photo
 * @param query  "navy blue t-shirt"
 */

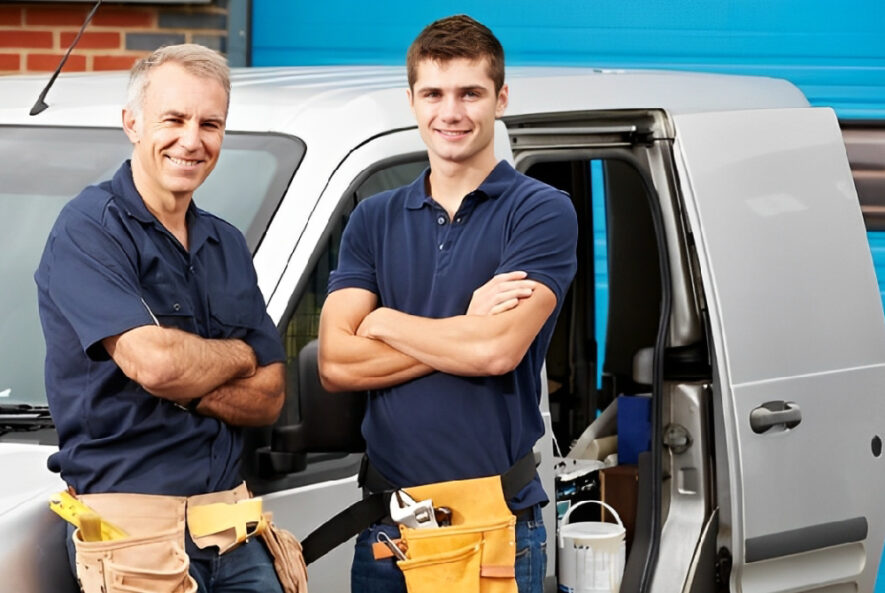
xmin=327 ymin=161 xmax=578 ymax=509
xmin=34 ymin=161 xmax=285 ymax=496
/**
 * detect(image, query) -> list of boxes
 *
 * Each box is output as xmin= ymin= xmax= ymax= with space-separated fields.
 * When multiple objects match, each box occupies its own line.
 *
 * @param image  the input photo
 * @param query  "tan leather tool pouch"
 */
xmin=259 ymin=513 xmax=310 ymax=593
xmin=187 ymin=484 xmax=308 ymax=592
xmin=73 ymin=492 xmax=196 ymax=593
xmin=186 ymin=482 xmax=255 ymax=554
xmin=394 ymin=475 xmax=517 ymax=593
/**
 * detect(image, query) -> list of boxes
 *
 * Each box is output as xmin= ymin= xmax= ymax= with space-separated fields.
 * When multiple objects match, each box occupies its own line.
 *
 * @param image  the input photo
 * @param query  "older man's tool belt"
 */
xmin=59 ymin=483 xmax=308 ymax=593
xmin=300 ymin=451 xmax=537 ymax=568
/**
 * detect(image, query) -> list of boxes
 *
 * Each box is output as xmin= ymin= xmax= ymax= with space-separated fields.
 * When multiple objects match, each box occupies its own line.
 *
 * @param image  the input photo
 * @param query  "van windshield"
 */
xmin=0 ymin=126 xmax=304 ymax=407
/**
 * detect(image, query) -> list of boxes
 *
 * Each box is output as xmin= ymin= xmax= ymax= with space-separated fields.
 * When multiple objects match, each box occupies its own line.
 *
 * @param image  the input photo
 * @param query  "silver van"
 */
xmin=1 ymin=66 xmax=883 ymax=593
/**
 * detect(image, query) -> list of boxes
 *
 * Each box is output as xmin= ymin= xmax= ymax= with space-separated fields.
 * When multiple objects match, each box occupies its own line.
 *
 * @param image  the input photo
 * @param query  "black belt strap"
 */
xmin=300 ymin=451 xmax=537 ymax=565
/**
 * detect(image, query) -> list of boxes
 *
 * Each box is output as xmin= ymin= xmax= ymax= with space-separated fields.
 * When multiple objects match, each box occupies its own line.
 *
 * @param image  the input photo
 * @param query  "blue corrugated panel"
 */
xmin=868 ymin=232 xmax=885 ymax=312
xmin=591 ymin=160 xmax=608 ymax=388
xmin=252 ymin=0 xmax=885 ymax=119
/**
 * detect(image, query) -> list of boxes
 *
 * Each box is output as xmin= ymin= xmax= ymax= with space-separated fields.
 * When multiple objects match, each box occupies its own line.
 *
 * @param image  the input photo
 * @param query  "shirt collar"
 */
xmin=111 ymin=160 xmax=220 ymax=250
xmin=405 ymin=160 xmax=517 ymax=210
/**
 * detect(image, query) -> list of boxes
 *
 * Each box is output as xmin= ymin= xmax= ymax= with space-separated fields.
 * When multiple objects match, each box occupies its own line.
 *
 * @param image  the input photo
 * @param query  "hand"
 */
xmin=467 ymin=271 xmax=537 ymax=316
xmin=356 ymin=307 xmax=383 ymax=338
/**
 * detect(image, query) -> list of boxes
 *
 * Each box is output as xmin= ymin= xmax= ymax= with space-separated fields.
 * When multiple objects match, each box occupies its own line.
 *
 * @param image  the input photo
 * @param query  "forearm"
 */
xmin=360 ymin=309 xmax=514 ymax=376
xmin=104 ymin=325 xmax=257 ymax=403
xmin=195 ymin=362 xmax=285 ymax=427
xmin=319 ymin=330 xmax=432 ymax=392
xmin=317 ymin=288 xmax=432 ymax=392
xmin=360 ymin=286 xmax=557 ymax=377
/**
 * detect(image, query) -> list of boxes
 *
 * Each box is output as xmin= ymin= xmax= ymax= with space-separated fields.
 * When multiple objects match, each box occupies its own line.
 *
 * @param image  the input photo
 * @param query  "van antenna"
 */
xmin=29 ymin=0 xmax=103 ymax=116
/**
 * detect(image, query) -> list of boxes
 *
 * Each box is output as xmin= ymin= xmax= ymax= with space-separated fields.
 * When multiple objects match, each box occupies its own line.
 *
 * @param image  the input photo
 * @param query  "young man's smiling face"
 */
xmin=123 ymin=61 xmax=227 ymax=206
xmin=408 ymin=57 xmax=508 ymax=172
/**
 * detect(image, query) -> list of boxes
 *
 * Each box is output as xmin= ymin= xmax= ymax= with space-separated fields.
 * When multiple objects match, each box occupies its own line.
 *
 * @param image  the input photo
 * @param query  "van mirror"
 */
xmin=257 ymin=340 xmax=367 ymax=476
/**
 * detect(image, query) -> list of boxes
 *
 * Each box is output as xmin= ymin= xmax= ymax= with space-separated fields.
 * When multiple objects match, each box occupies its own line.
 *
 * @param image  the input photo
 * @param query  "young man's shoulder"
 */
xmin=508 ymin=168 xmax=571 ymax=203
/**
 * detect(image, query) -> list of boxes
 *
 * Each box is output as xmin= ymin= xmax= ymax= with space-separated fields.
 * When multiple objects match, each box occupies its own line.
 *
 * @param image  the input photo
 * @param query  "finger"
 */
xmin=491 ymin=271 xmax=527 ymax=284
xmin=495 ymin=280 xmax=537 ymax=293
xmin=490 ymin=298 xmax=520 ymax=315
xmin=493 ymin=287 xmax=534 ymax=303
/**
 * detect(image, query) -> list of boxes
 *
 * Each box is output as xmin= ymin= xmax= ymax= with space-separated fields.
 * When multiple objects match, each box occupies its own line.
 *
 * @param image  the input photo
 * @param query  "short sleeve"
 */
xmin=232 ymin=238 xmax=286 ymax=367
xmin=327 ymin=201 xmax=379 ymax=295
xmin=497 ymin=189 xmax=578 ymax=305
xmin=41 ymin=208 xmax=154 ymax=360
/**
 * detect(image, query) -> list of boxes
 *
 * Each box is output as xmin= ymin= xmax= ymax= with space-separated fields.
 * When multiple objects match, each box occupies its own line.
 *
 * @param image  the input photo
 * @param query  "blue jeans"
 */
xmin=351 ymin=503 xmax=547 ymax=593
xmin=65 ymin=524 xmax=283 ymax=593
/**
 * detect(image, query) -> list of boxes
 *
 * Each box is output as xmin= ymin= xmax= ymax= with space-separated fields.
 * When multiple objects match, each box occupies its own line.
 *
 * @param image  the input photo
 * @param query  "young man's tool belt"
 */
xmin=301 ymin=451 xmax=537 ymax=593
xmin=69 ymin=483 xmax=307 ymax=593
xmin=388 ymin=474 xmax=520 ymax=593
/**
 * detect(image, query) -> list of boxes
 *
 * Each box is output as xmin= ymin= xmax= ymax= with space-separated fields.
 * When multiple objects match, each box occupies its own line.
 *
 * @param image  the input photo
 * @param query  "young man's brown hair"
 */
xmin=406 ymin=14 xmax=506 ymax=93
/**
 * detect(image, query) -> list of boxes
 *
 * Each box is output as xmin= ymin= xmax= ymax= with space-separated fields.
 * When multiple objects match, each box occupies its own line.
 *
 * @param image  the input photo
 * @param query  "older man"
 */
xmin=35 ymin=44 xmax=287 ymax=593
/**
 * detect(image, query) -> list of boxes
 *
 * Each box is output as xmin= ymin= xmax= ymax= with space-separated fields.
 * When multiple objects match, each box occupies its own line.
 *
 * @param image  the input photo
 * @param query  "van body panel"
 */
xmin=674 ymin=107 xmax=885 ymax=384
xmin=672 ymin=107 xmax=885 ymax=591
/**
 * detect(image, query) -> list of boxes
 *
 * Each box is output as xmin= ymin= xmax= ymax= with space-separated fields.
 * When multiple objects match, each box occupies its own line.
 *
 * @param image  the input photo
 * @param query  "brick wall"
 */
xmin=0 ymin=2 xmax=229 ymax=75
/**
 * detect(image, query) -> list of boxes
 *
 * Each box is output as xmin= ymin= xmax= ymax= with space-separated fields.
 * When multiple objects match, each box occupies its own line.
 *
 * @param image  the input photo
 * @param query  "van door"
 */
xmin=673 ymin=107 xmax=885 ymax=592
xmin=249 ymin=124 xmax=516 ymax=591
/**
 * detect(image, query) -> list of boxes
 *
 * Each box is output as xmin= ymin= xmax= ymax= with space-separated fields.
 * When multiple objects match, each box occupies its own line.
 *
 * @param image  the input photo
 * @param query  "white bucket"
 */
xmin=557 ymin=500 xmax=626 ymax=593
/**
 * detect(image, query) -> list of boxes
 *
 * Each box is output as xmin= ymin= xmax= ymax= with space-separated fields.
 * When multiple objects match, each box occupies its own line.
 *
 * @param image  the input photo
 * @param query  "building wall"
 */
xmin=251 ymin=0 xmax=885 ymax=119
xmin=0 ymin=1 xmax=230 ymax=75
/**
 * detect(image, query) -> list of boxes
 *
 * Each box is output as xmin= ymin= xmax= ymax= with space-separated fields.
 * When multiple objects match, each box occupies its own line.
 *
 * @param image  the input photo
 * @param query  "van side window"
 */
xmin=282 ymin=158 xmax=429 ymax=362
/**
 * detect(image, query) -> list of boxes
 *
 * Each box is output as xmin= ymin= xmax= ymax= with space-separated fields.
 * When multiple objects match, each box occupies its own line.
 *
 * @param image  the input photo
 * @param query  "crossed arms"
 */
xmin=103 ymin=326 xmax=284 ymax=427
xmin=318 ymin=271 xmax=556 ymax=392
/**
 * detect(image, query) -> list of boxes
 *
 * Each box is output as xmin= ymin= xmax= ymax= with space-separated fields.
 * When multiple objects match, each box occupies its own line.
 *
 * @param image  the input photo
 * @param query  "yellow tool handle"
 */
xmin=49 ymin=491 xmax=128 ymax=542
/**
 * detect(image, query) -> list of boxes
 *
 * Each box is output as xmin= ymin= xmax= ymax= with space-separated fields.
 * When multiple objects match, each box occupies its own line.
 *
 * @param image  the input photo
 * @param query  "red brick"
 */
xmin=93 ymin=54 xmax=140 ymax=71
xmin=92 ymin=9 xmax=153 ymax=28
xmin=0 ymin=7 xmax=22 ymax=27
xmin=25 ymin=7 xmax=89 ymax=27
xmin=0 ymin=30 xmax=53 ymax=49
xmin=27 ymin=52 xmax=87 ymax=72
xmin=0 ymin=52 xmax=20 ymax=71
xmin=60 ymin=31 xmax=120 ymax=50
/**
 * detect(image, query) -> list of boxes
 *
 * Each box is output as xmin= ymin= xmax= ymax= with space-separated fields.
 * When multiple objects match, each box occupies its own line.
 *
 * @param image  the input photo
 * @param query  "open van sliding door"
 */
xmin=507 ymin=111 xmax=711 ymax=593
xmin=673 ymin=108 xmax=885 ymax=592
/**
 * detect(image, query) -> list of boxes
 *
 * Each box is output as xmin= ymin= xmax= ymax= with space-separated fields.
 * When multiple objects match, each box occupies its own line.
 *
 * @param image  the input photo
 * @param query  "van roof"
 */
xmin=0 ymin=65 xmax=809 ymax=139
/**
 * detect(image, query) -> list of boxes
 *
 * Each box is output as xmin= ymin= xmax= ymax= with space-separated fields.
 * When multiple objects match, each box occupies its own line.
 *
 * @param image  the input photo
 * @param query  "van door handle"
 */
xmin=750 ymin=401 xmax=801 ymax=434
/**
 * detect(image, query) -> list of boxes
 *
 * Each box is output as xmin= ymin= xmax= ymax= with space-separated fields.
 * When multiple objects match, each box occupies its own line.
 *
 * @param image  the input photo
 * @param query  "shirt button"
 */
xmin=189 ymin=265 xmax=195 ymax=273
xmin=173 ymin=303 xmax=181 ymax=312
xmin=456 ymin=217 xmax=462 ymax=223
xmin=439 ymin=243 xmax=444 ymax=250
xmin=437 ymin=216 xmax=446 ymax=225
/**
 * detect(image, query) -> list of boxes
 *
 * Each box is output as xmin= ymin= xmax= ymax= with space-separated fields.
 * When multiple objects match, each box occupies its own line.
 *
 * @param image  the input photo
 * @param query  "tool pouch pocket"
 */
xmin=73 ymin=492 xmax=195 ymax=593
xmin=396 ymin=475 xmax=518 ymax=593
xmin=398 ymin=536 xmax=483 ymax=593
xmin=73 ymin=529 xmax=196 ymax=593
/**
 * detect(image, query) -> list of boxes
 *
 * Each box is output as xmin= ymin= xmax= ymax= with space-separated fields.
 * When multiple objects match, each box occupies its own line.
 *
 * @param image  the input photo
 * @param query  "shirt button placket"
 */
xmin=435 ymin=211 xmax=447 ymax=252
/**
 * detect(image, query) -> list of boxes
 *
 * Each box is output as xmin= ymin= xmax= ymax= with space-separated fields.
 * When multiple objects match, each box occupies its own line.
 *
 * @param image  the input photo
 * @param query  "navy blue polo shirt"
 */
xmin=328 ymin=160 xmax=578 ymax=509
xmin=35 ymin=160 xmax=285 ymax=496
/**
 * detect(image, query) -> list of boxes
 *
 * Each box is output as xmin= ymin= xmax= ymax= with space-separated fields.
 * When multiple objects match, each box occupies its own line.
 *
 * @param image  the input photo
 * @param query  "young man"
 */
xmin=318 ymin=15 xmax=578 ymax=593
xmin=35 ymin=45 xmax=290 ymax=593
